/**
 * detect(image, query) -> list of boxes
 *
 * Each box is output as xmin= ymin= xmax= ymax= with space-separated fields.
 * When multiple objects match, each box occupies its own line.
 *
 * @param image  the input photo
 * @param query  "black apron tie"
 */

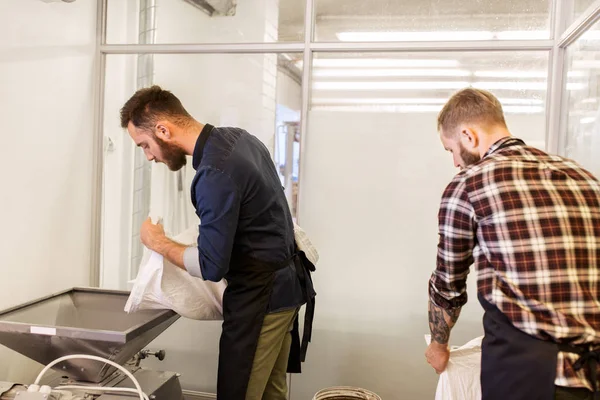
xmin=297 ymin=251 xmax=316 ymax=362
xmin=558 ymin=344 xmax=600 ymax=399
xmin=287 ymin=251 xmax=317 ymax=372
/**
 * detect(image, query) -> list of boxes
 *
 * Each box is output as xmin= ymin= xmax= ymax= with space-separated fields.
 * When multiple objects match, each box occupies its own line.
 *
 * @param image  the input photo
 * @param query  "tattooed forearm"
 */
xmin=429 ymin=306 xmax=449 ymax=344
xmin=428 ymin=301 xmax=461 ymax=345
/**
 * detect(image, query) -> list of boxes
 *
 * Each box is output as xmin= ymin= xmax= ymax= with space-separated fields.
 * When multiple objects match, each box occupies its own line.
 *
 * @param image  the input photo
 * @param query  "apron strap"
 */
xmin=294 ymin=252 xmax=316 ymax=362
xmin=558 ymin=344 xmax=600 ymax=398
xmin=301 ymin=295 xmax=315 ymax=361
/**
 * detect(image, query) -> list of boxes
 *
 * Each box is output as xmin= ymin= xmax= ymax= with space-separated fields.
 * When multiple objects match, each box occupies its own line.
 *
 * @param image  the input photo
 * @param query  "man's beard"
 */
xmin=459 ymin=142 xmax=481 ymax=167
xmin=155 ymin=136 xmax=187 ymax=171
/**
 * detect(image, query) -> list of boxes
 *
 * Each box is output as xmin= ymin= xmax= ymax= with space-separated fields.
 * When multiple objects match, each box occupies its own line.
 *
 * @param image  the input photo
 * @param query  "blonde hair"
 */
xmin=437 ymin=88 xmax=507 ymax=135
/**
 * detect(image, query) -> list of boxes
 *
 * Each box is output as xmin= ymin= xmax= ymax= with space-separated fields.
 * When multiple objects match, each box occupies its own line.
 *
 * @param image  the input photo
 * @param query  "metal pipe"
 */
xmin=130 ymin=0 xmax=157 ymax=280
xmin=100 ymin=39 xmax=554 ymax=55
xmin=101 ymin=42 xmax=305 ymax=54
xmin=295 ymin=0 xmax=315 ymax=226
xmin=546 ymin=0 xmax=567 ymax=155
xmin=137 ymin=0 xmax=156 ymax=88
xmin=308 ymin=40 xmax=555 ymax=52
xmin=282 ymin=122 xmax=296 ymax=204
xmin=90 ymin=0 xmax=108 ymax=288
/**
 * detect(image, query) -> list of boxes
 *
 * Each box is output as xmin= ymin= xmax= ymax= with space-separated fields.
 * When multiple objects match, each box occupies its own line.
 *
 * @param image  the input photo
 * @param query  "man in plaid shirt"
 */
xmin=425 ymin=88 xmax=600 ymax=400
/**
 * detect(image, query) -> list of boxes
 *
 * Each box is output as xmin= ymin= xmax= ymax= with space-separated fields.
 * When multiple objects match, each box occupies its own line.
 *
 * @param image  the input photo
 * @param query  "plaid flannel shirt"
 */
xmin=429 ymin=137 xmax=600 ymax=389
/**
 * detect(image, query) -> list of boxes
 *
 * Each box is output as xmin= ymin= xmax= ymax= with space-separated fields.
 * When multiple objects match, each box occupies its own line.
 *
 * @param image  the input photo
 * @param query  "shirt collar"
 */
xmin=192 ymin=124 xmax=214 ymax=170
xmin=483 ymin=136 xmax=525 ymax=158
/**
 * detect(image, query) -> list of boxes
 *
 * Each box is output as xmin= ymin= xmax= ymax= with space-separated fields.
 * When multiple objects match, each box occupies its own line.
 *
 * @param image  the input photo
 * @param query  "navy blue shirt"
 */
xmin=190 ymin=124 xmax=305 ymax=313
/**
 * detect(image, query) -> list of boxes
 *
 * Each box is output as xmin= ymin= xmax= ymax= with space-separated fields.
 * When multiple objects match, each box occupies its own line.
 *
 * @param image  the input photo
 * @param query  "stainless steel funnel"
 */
xmin=0 ymin=288 xmax=179 ymax=383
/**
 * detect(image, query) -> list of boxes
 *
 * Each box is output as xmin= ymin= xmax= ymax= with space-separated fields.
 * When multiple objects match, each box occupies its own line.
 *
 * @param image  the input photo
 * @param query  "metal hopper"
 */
xmin=0 ymin=288 xmax=179 ymax=383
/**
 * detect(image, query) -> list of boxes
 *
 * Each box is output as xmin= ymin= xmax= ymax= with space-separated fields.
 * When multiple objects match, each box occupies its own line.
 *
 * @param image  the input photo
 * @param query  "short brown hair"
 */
xmin=120 ymin=85 xmax=193 ymax=130
xmin=437 ymin=88 xmax=507 ymax=134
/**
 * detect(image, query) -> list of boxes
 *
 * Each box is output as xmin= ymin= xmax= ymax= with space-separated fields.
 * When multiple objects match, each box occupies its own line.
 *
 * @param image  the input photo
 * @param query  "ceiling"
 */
xmin=279 ymin=0 xmax=551 ymax=23
xmin=278 ymin=0 xmax=552 ymax=41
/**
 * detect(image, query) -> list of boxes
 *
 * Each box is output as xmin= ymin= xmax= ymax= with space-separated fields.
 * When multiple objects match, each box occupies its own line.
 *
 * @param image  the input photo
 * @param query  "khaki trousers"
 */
xmin=245 ymin=308 xmax=297 ymax=400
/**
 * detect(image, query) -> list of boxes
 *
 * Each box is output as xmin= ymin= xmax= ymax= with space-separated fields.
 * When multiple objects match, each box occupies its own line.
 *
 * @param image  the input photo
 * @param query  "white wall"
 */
xmin=294 ymin=111 xmax=546 ymax=399
xmin=0 ymin=0 xmax=97 ymax=382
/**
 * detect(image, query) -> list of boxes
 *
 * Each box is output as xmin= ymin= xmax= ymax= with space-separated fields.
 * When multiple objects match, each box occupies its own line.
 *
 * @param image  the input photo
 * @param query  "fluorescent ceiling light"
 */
xmin=312 ymin=105 xmax=543 ymax=113
xmin=312 ymin=81 xmax=470 ymax=90
xmin=475 ymin=81 xmax=584 ymax=91
xmin=337 ymin=31 xmax=494 ymax=42
xmin=474 ymin=70 xmax=547 ymax=78
xmin=310 ymin=68 xmax=585 ymax=80
xmin=314 ymin=105 xmax=444 ymax=112
xmin=312 ymin=68 xmax=471 ymax=78
xmin=503 ymin=106 xmax=545 ymax=113
xmin=474 ymin=82 xmax=548 ymax=90
xmin=567 ymin=83 xmax=587 ymax=90
xmin=310 ymin=68 xmax=586 ymax=81
xmin=495 ymin=30 xmax=549 ymax=40
xmin=312 ymin=98 xmax=447 ymax=105
xmin=299 ymin=59 xmax=460 ymax=68
xmin=568 ymin=110 xmax=598 ymax=117
xmin=581 ymin=30 xmax=600 ymax=40
xmin=573 ymin=60 xmax=600 ymax=69
xmin=581 ymin=117 xmax=596 ymax=124
xmin=311 ymin=97 xmax=544 ymax=105
xmin=568 ymin=71 xmax=588 ymax=78
xmin=499 ymin=98 xmax=544 ymax=105
xmin=313 ymin=81 xmax=560 ymax=91
xmin=336 ymin=30 xmax=549 ymax=42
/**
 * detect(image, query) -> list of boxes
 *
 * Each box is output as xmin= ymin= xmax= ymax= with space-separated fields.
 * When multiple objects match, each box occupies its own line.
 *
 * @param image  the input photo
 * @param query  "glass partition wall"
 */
xmin=92 ymin=0 xmax=600 ymax=398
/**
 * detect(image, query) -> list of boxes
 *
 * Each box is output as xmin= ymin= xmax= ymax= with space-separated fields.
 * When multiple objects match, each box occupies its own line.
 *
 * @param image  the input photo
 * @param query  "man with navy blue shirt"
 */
xmin=120 ymin=86 xmax=315 ymax=400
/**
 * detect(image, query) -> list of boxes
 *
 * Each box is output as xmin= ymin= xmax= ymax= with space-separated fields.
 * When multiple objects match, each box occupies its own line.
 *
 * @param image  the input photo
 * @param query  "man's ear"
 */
xmin=155 ymin=122 xmax=171 ymax=141
xmin=459 ymin=125 xmax=479 ymax=150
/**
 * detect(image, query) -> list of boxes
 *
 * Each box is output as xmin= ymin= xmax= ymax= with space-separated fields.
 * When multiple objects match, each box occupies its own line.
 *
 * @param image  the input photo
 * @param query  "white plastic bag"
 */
xmin=425 ymin=335 xmax=483 ymax=400
xmin=124 ymin=226 xmax=227 ymax=320
xmin=294 ymin=223 xmax=319 ymax=265
xmin=125 ymin=222 xmax=316 ymax=320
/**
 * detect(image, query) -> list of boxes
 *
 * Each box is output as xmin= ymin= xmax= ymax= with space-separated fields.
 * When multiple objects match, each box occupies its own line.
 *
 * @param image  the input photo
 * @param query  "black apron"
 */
xmin=216 ymin=251 xmax=316 ymax=400
xmin=479 ymin=294 xmax=600 ymax=400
